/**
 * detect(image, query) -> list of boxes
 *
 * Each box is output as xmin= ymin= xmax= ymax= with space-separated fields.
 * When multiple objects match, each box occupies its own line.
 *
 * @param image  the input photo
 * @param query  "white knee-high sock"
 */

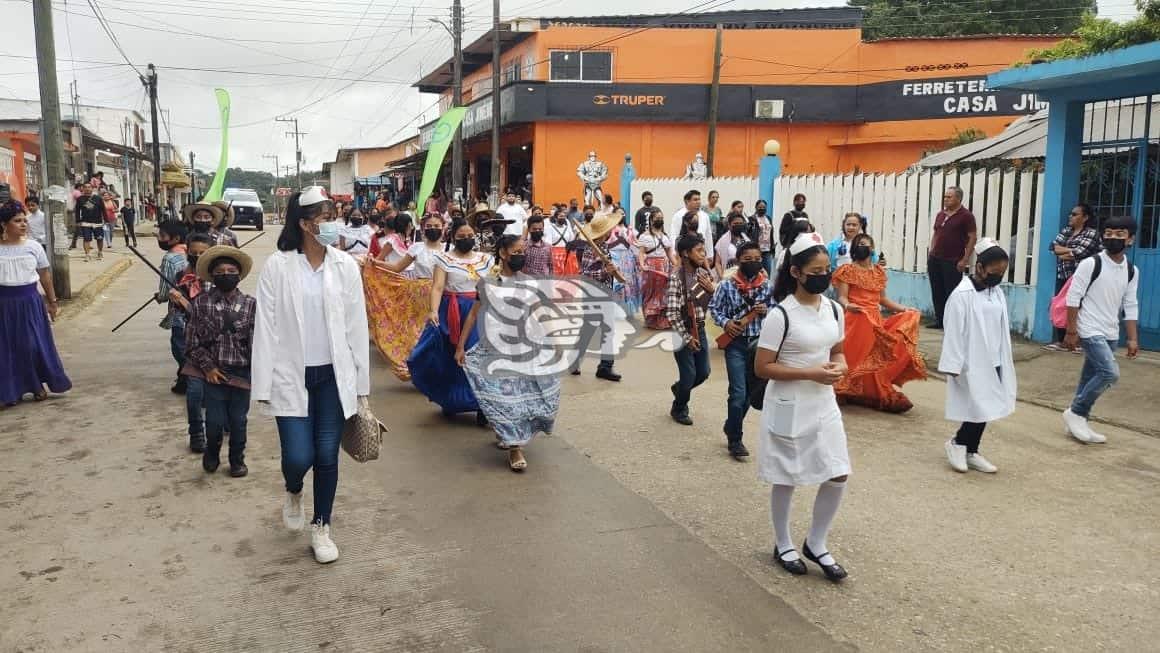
xmin=770 ymin=484 xmax=798 ymax=561
xmin=807 ymin=480 xmax=847 ymax=566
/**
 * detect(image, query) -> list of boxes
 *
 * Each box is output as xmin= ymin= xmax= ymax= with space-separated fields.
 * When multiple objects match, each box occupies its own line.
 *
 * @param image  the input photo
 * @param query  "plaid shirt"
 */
xmin=185 ymin=288 xmax=257 ymax=373
xmin=157 ymin=247 xmax=188 ymax=328
xmin=580 ymin=241 xmax=612 ymax=288
xmin=211 ymin=228 xmax=239 ymax=247
xmin=524 ymin=239 xmax=553 ymax=276
xmin=665 ymin=266 xmax=710 ymax=346
xmin=1052 ymin=226 xmax=1101 ymax=280
xmin=709 ymin=275 xmax=774 ymax=338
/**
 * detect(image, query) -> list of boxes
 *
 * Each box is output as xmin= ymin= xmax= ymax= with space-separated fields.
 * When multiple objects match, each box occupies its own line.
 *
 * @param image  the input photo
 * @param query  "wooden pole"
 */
xmin=706 ymin=23 xmax=723 ymax=177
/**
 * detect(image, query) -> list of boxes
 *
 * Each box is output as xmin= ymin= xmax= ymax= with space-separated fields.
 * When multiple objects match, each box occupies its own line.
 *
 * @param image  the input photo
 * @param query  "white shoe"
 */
xmin=310 ymin=523 xmax=339 ymax=564
xmin=945 ymin=438 xmax=968 ymax=473
xmin=1086 ymin=428 xmax=1108 ymax=444
xmin=282 ymin=492 xmax=305 ymax=532
xmin=966 ymin=453 xmax=998 ymax=473
xmin=1063 ymin=409 xmax=1099 ymax=444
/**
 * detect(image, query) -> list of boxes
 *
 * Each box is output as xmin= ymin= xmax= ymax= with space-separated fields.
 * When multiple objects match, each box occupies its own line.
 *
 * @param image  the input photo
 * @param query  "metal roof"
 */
xmin=988 ymin=41 xmax=1160 ymax=95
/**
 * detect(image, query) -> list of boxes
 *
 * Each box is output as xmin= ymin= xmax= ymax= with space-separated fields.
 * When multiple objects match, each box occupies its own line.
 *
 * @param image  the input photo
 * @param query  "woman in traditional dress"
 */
xmin=607 ymin=212 xmax=642 ymax=314
xmin=407 ymin=220 xmax=492 ymax=424
xmin=370 ymin=213 xmax=407 ymax=264
xmin=456 ymin=235 xmax=560 ymax=472
xmin=939 ymin=239 xmax=1016 ymax=475
xmin=0 ymin=201 xmax=71 ymax=407
xmin=755 ymin=231 xmax=850 ymax=582
xmin=831 ymin=234 xmax=925 ymax=413
xmin=636 ymin=207 xmax=677 ymax=329
xmin=546 ymin=207 xmax=579 ymax=275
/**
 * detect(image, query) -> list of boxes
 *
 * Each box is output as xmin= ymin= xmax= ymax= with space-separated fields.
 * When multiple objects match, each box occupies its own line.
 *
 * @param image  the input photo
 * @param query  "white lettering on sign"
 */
xmin=901 ymin=76 xmax=1028 ymax=115
xmin=902 ymin=79 xmax=989 ymax=96
xmin=943 ymin=95 xmax=998 ymax=113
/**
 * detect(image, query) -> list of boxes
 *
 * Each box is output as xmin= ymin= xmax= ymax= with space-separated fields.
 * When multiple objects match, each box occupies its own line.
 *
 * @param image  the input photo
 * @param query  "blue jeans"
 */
xmin=186 ymin=375 xmax=205 ymax=436
xmin=103 ymin=222 xmax=114 ymax=245
xmin=170 ymin=324 xmax=185 ymax=367
xmin=672 ymin=323 xmax=711 ymax=414
xmin=1071 ymin=338 xmax=1120 ymax=419
xmin=205 ymin=374 xmax=250 ymax=462
xmin=723 ymin=337 xmax=755 ymax=443
xmin=276 ymin=365 xmax=344 ymax=525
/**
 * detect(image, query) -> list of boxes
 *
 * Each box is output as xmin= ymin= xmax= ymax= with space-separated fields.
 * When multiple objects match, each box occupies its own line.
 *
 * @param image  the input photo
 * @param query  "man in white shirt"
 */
xmin=496 ymin=191 xmax=528 ymax=236
xmin=1061 ymin=215 xmax=1140 ymax=444
xmin=669 ymin=190 xmax=714 ymax=264
xmin=25 ymin=196 xmax=47 ymax=247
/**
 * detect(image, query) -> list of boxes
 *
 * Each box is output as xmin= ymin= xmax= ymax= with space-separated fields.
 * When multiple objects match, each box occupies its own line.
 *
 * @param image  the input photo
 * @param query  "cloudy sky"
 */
xmin=1 ymin=0 xmax=1141 ymax=174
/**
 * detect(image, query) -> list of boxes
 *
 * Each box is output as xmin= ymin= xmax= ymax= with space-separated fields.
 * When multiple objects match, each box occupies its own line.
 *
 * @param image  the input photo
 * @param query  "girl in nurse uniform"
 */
xmin=755 ymin=232 xmax=851 ymax=582
xmin=938 ymin=239 xmax=1017 ymax=474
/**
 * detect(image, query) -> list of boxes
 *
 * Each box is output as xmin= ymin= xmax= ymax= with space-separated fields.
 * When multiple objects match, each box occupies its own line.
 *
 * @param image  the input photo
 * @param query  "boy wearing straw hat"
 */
xmin=576 ymin=212 xmax=627 ymax=382
xmin=185 ymin=245 xmax=257 ymax=478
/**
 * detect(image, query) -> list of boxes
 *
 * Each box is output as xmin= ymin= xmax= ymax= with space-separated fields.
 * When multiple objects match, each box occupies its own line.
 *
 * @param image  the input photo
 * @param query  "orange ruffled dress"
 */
xmin=832 ymin=263 xmax=927 ymax=413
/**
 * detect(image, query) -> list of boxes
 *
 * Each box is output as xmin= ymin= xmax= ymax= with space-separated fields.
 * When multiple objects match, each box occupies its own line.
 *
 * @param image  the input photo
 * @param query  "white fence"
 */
xmin=633 ymin=168 xmax=1046 ymax=286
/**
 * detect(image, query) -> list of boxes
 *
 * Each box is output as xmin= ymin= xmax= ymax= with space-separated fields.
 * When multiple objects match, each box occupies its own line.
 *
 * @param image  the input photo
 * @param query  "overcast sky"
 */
xmin=2 ymin=0 xmax=1142 ymax=175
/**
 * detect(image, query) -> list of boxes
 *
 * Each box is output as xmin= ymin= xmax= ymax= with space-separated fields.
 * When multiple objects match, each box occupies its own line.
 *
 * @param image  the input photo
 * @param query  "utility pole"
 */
xmin=188 ymin=152 xmax=196 ymax=201
xmin=32 ymin=0 xmax=72 ymax=299
xmin=143 ymin=64 xmax=161 ymax=198
xmin=706 ymin=23 xmax=723 ymax=178
xmin=489 ymin=0 xmax=501 ymax=206
xmin=451 ymin=0 xmax=464 ymax=203
xmin=276 ymin=116 xmax=306 ymax=189
xmin=263 ymin=153 xmax=279 ymax=218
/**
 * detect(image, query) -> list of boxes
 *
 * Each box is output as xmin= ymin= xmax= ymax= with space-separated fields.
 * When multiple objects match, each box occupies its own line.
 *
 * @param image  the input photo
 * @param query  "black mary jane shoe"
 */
xmin=802 ymin=540 xmax=848 ymax=582
xmin=774 ymin=548 xmax=807 ymax=576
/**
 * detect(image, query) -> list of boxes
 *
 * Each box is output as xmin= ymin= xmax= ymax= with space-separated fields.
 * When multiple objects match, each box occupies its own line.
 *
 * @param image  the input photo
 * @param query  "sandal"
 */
xmin=508 ymin=448 xmax=527 ymax=472
xmin=495 ymin=439 xmax=511 ymax=450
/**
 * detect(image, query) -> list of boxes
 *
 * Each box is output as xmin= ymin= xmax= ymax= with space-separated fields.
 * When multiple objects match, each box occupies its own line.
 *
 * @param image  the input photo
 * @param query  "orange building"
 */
xmin=412 ymin=9 xmax=1057 ymax=206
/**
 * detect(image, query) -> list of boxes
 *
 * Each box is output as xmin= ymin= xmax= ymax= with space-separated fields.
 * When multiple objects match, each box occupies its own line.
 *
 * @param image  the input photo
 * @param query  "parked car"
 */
xmin=223 ymin=188 xmax=264 ymax=230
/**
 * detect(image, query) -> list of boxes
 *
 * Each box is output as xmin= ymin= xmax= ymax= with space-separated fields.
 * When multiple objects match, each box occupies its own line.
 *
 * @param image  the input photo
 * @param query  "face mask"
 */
xmin=212 ymin=273 xmax=240 ymax=292
xmin=740 ymin=261 xmax=764 ymax=278
xmin=158 ymin=240 xmax=171 ymax=251
xmin=982 ymin=273 xmax=1004 ymax=288
xmin=350 ymin=218 xmax=365 ymax=227
xmin=730 ymin=225 xmax=746 ymax=236
xmin=506 ymin=254 xmax=527 ymax=272
xmin=756 ymin=207 xmax=767 ymax=216
xmin=192 ymin=221 xmax=212 ymax=233
xmin=851 ymin=245 xmax=872 ymax=261
xmin=492 ymin=225 xmax=506 ymax=237
xmin=530 ymin=231 xmax=544 ymax=242
xmin=584 ymin=214 xmax=594 ymax=222
xmin=424 ymin=228 xmax=443 ymax=242
xmin=314 ymin=221 xmax=340 ymax=247
xmin=652 ymin=220 xmax=665 ymax=229
xmin=1103 ymin=238 xmax=1127 ymax=255
xmin=801 ymin=272 xmax=831 ymax=295
xmin=454 ymin=238 xmax=475 ymax=253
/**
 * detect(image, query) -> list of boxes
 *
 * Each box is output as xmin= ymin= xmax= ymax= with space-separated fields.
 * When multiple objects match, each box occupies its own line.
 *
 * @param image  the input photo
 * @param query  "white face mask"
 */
xmin=309 ymin=221 xmax=340 ymax=247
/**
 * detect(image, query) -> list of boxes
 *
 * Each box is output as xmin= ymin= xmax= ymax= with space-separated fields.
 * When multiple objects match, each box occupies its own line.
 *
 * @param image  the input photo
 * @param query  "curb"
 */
xmin=57 ymin=258 xmax=134 ymax=321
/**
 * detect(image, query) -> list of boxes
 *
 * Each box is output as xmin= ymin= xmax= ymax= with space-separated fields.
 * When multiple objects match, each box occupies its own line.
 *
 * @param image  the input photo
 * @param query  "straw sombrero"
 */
xmin=212 ymin=201 xmax=235 ymax=228
xmin=467 ymin=201 xmax=511 ymax=230
xmin=580 ymin=212 xmax=620 ymax=241
xmin=181 ymin=202 xmax=225 ymax=227
xmin=196 ymin=245 xmax=253 ymax=282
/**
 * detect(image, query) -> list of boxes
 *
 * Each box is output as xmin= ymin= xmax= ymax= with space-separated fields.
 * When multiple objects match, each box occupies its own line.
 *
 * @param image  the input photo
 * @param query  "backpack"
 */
xmin=1049 ymin=255 xmax=1135 ymax=329
xmin=746 ymin=298 xmax=841 ymax=410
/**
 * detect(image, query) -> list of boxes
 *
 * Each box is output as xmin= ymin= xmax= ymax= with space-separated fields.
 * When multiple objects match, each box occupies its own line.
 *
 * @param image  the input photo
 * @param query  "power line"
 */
xmin=84 ymin=0 xmax=143 ymax=76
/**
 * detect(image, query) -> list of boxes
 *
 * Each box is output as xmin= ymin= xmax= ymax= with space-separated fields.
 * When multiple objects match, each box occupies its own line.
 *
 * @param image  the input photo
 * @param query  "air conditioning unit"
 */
xmin=754 ymin=99 xmax=785 ymax=119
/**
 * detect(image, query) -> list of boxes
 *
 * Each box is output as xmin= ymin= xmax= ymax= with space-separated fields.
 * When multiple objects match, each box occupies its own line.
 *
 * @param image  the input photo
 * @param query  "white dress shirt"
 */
xmin=669 ymin=208 xmax=714 ymax=261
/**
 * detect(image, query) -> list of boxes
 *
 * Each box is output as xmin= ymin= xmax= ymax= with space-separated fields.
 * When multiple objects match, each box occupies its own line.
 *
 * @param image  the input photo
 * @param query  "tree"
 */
xmin=848 ymin=0 xmax=1096 ymax=41
xmin=1025 ymin=0 xmax=1160 ymax=62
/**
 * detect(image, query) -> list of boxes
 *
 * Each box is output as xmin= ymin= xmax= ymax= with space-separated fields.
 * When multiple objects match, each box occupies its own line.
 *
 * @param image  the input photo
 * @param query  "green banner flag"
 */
xmin=417 ymin=106 xmax=467 ymax=211
xmin=203 ymin=89 xmax=231 ymax=202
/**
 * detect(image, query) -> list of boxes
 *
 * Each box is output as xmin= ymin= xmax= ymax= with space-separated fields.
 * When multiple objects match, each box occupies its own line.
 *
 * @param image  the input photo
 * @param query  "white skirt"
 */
xmin=758 ymin=382 xmax=852 ymax=486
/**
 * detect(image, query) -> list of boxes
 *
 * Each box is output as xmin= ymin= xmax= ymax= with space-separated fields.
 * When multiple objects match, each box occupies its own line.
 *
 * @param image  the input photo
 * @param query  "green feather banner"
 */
xmin=417 ymin=106 xmax=467 ymax=211
xmin=203 ymin=89 xmax=231 ymax=202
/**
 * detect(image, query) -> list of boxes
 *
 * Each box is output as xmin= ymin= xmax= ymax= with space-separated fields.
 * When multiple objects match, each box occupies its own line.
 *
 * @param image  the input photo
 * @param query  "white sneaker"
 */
xmin=310 ymin=523 xmax=339 ymax=564
xmin=945 ymin=439 xmax=968 ymax=473
xmin=966 ymin=453 xmax=998 ymax=473
xmin=1086 ymin=428 xmax=1108 ymax=444
xmin=282 ymin=492 xmax=305 ymax=532
xmin=1063 ymin=409 xmax=1099 ymax=444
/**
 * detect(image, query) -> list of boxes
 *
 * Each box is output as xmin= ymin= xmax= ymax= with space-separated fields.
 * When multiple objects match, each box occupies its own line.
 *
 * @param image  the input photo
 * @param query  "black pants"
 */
xmin=123 ymin=220 xmax=137 ymax=247
xmin=927 ymin=256 xmax=963 ymax=327
xmin=955 ymin=422 xmax=986 ymax=454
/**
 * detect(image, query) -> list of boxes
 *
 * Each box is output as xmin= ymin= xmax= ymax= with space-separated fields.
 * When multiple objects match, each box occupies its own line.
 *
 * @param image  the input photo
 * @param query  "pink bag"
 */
xmin=1050 ymin=276 xmax=1073 ymax=328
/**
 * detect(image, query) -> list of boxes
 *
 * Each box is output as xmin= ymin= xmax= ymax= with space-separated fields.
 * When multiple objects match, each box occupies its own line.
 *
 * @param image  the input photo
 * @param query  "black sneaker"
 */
xmin=229 ymin=462 xmax=248 ymax=478
xmin=202 ymin=449 xmax=220 ymax=473
xmin=728 ymin=442 xmax=750 ymax=459
xmin=171 ymin=377 xmax=187 ymax=394
xmin=595 ymin=367 xmax=622 ymax=382
xmin=670 ymin=410 xmax=693 ymax=426
xmin=189 ymin=432 xmax=206 ymax=454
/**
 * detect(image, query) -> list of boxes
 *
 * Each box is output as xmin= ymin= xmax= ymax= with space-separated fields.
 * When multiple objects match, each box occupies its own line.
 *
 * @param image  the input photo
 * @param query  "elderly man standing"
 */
xmin=927 ymin=186 xmax=977 ymax=330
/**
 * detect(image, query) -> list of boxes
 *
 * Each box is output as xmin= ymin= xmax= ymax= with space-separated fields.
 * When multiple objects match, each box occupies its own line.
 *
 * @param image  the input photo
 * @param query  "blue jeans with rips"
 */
xmin=1071 ymin=337 xmax=1120 ymax=419
xmin=723 ymin=336 xmax=755 ymax=444
xmin=276 ymin=365 xmax=345 ymax=526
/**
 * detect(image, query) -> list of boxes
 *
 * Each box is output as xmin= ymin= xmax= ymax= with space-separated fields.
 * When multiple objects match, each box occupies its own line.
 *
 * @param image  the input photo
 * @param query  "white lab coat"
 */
xmin=252 ymin=248 xmax=371 ymax=419
xmin=938 ymin=277 xmax=1017 ymax=423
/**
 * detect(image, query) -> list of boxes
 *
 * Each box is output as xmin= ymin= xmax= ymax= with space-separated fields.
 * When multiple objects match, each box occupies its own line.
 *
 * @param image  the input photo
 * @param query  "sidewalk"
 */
xmin=916 ymin=326 xmax=1160 ymax=438
xmin=54 ymin=222 xmax=160 ymax=319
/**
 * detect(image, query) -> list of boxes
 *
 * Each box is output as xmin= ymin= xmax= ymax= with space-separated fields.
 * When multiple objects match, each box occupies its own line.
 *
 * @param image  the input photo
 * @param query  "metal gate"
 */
xmin=1079 ymin=94 xmax=1160 ymax=348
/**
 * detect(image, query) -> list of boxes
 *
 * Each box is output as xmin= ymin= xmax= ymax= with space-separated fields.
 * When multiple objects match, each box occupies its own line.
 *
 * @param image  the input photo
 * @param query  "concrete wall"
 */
xmin=885 ymin=270 xmax=1039 ymax=338
xmin=329 ymin=159 xmax=353 ymax=195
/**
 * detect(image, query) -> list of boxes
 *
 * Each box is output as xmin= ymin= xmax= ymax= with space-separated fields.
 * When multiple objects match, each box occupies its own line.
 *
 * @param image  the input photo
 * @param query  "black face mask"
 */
xmin=158 ymin=240 xmax=171 ymax=251
xmin=530 ymin=231 xmax=544 ymax=242
xmin=350 ymin=218 xmax=365 ymax=227
xmin=740 ymin=260 xmax=764 ymax=278
xmin=492 ymin=225 xmax=506 ymax=238
xmin=192 ymin=221 xmax=212 ymax=233
xmin=652 ymin=220 xmax=665 ymax=229
xmin=982 ymin=273 xmax=1004 ymax=288
xmin=730 ymin=225 xmax=747 ymax=236
xmin=506 ymin=254 xmax=527 ymax=272
xmin=424 ymin=228 xmax=443 ymax=242
xmin=851 ymin=245 xmax=872 ymax=261
xmin=801 ymin=272 xmax=831 ymax=295
xmin=212 ymin=273 xmax=240 ymax=292
xmin=583 ymin=214 xmax=594 ymax=222
xmin=756 ymin=207 xmax=767 ymax=216
xmin=454 ymin=238 xmax=475 ymax=253
xmin=1103 ymin=238 xmax=1127 ymax=255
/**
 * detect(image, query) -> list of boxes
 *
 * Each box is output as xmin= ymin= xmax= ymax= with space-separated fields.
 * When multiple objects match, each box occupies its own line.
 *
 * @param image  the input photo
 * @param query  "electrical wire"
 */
xmin=85 ymin=0 xmax=144 ymax=76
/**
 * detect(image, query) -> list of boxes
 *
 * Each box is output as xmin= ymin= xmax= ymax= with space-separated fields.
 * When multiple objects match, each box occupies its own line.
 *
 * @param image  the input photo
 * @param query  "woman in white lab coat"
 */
xmin=252 ymin=187 xmax=371 ymax=565
xmin=754 ymin=232 xmax=850 ymax=583
xmin=938 ymin=238 xmax=1017 ymax=475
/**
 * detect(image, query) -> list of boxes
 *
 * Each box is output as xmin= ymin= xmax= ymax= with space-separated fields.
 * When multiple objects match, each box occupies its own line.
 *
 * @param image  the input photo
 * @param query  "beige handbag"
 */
xmin=341 ymin=397 xmax=387 ymax=463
